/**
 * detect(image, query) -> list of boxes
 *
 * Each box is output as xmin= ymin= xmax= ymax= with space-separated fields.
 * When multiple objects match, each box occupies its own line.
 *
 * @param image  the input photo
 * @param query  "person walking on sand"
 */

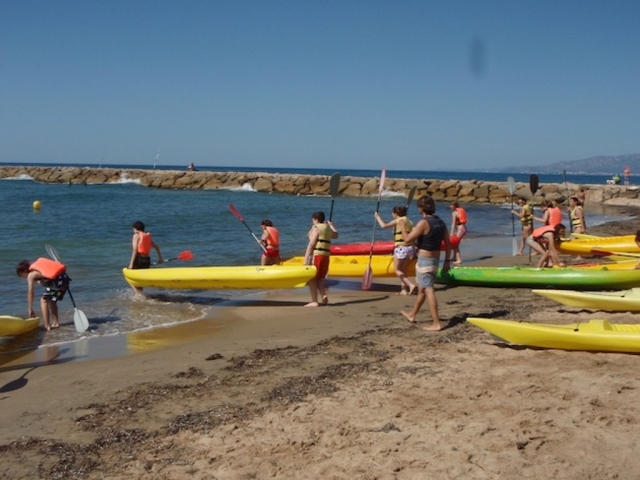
xmin=260 ymin=219 xmax=281 ymax=265
xmin=304 ymin=211 xmax=338 ymax=307
xmin=375 ymin=205 xmax=417 ymax=295
xmin=399 ymin=195 xmax=451 ymax=331
xmin=16 ymin=257 xmax=71 ymax=331
xmin=449 ymin=201 xmax=467 ymax=264
xmin=511 ymin=197 xmax=533 ymax=255
xmin=527 ymin=224 xmax=566 ymax=268
xmin=127 ymin=221 xmax=163 ymax=293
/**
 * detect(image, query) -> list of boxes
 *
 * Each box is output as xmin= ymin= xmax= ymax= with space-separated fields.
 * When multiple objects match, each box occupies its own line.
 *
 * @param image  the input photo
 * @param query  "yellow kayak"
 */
xmin=468 ymin=317 xmax=640 ymax=353
xmin=122 ymin=265 xmax=316 ymax=290
xmin=0 ymin=316 xmax=40 ymax=337
xmin=559 ymin=234 xmax=639 ymax=255
xmin=533 ymin=288 xmax=640 ymax=312
xmin=281 ymin=255 xmax=416 ymax=277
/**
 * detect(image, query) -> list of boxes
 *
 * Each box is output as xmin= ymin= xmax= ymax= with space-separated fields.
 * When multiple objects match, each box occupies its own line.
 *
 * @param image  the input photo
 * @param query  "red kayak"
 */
xmin=331 ymin=236 xmax=460 ymax=255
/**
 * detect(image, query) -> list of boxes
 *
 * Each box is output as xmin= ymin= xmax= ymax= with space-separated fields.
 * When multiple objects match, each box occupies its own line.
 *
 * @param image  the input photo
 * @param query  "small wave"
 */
xmin=108 ymin=173 xmax=141 ymax=185
xmin=222 ymin=183 xmax=257 ymax=192
xmin=381 ymin=190 xmax=405 ymax=198
xmin=2 ymin=174 xmax=34 ymax=181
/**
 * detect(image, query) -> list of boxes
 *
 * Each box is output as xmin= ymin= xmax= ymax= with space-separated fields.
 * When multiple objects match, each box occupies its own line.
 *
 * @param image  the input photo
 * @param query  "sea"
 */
xmin=0 ymin=163 xmax=632 ymax=358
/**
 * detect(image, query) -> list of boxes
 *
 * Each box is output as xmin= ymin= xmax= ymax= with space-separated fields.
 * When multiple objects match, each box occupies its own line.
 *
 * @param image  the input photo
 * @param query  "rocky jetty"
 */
xmin=2 ymin=165 xmax=640 ymax=206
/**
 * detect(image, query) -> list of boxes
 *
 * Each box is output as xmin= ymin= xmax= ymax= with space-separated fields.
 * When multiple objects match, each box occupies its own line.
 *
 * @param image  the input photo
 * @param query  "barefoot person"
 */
xmin=16 ymin=257 xmax=71 ymax=331
xmin=511 ymin=197 xmax=533 ymax=255
xmin=449 ymin=201 xmax=467 ymax=264
xmin=399 ymin=195 xmax=451 ymax=331
xmin=303 ymin=211 xmax=338 ymax=307
xmin=527 ymin=223 xmax=566 ymax=268
xmin=568 ymin=195 xmax=586 ymax=235
xmin=127 ymin=221 xmax=163 ymax=293
xmin=374 ymin=205 xmax=416 ymax=295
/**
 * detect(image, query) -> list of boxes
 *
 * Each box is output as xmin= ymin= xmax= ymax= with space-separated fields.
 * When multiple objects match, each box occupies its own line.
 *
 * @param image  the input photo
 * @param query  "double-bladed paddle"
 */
xmin=507 ymin=176 xmax=517 ymax=256
xmin=153 ymin=250 xmax=194 ymax=265
xmin=44 ymin=244 xmax=89 ymax=333
xmin=329 ymin=172 xmax=341 ymax=221
xmin=591 ymin=249 xmax=640 ymax=259
xmin=228 ymin=204 xmax=269 ymax=254
xmin=362 ymin=169 xmax=386 ymax=290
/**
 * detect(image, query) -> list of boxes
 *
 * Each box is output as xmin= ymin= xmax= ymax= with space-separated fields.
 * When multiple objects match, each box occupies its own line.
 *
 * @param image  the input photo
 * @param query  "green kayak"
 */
xmin=436 ymin=265 xmax=640 ymax=290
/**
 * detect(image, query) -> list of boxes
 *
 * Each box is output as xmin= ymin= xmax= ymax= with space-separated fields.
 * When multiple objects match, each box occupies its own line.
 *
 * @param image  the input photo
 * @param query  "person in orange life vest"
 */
xmin=374 ymin=205 xmax=417 ymax=295
xmin=533 ymin=200 xmax=562 ymax=227
xmin=16 ymin=258 xmax=71 ymax=331
xmin=449 ymin=201 xmax=467 ymax=264
xmin=303 ymin=211 xmax=338 ymax=307
xmin=260 ymin=219 xmax=281 ymax=266
xmin=526 ymin=223 xmax=566 ymax=268
xmin=128 ymin=221 xmax=163 ymax=292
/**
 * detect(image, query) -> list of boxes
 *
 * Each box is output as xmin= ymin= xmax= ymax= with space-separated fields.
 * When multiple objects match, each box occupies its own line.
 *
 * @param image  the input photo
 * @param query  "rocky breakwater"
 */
xmin=2 ymin=165 xmax=640 ymax=206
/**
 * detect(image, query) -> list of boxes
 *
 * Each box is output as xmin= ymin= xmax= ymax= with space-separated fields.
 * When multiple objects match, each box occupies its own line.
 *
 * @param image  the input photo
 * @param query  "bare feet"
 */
xmin=401 ymin=310 xmax=416 ymax=323
xmin=305 ymin=302 xmax=320 ymax=307
xmin=397 ymin=288 xmax=408 ymax=296
xmin=51 ymin=323 xmax=60 ymax=329
xmin=322 ymin=296 xmax=329 ymax=305
xmin=423 ymin=324 xmax=443 ymax=331
xmin=408 ymin=284 xmax=417 ymax=295
xmin=452 ymin=261 xmax=462 ymax=265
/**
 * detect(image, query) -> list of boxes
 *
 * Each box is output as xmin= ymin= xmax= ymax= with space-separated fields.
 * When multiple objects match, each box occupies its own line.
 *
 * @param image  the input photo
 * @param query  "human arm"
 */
xmin=26 ymin=272 xmax=39 ymax=317
xmin=401 ymin=218 xmax=426 ymax=244
xmin=151 ymin=240 xmax=163 ymax=264
xmin=533 ymin=210 xmax=549 ymax=225
xmin=547 ymin=234 xmax=565 ymax=267
xmin=327 ymin=221 xmax=339 ymax=239
xmin=304 ymin=227 xmax=319 ymax=265
xmin=128 ymin=234 xmax=139 ymax=269
xmin=374 ymin=212 xmax=396 ymax=229
xmin=441 ymin=228 xmax=452 ymax=272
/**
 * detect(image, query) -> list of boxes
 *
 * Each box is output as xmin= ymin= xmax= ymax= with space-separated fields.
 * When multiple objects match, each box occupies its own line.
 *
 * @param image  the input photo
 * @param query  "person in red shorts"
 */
xmin=303 ymin=211 xmax=338 ymax=307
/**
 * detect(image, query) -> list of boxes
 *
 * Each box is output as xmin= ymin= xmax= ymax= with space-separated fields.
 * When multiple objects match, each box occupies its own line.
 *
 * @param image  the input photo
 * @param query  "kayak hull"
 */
xmin=468 ymin=317 xmax=640 ymax=353
xmin=559 ymin=234 xmax=639 ymax=255
xmin=122 ymin=265 xmax=316 ymax=290
xmin=281 ymin=255 xmax=416 ymax=277
xmin=436 ymin=265 xmax=640 ymax=289
xmin=0 ymin=316 xmax=40 ymax=337
xmin=532 ymin=288 xmax=640 ymax=312
xmin=330 ymin=237 xmax=460 ymax=256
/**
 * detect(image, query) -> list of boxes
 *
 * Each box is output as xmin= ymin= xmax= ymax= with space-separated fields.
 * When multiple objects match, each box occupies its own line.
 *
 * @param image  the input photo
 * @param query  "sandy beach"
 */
xmin=1 ymin=216 xmax=640 ymax=479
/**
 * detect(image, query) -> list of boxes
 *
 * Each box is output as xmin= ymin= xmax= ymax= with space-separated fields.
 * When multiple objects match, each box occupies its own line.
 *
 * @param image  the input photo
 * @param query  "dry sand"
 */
xmin=1 ymin=217 xmax=639 ymax=479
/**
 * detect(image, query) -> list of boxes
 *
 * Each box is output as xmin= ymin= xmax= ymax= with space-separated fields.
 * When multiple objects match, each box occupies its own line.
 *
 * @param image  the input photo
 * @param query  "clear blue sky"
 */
xmin=2 ymin=1 xmax=639 ymax=170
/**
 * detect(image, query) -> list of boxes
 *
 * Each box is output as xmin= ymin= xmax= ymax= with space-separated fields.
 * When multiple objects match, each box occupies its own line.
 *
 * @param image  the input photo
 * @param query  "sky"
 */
xmin=1 ymin=1 xmax=640 ymax=171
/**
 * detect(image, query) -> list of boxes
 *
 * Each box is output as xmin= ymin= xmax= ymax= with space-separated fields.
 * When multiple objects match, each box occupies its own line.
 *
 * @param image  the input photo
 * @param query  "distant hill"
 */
xmin=494 ymin=154 xmax=640 ymax=175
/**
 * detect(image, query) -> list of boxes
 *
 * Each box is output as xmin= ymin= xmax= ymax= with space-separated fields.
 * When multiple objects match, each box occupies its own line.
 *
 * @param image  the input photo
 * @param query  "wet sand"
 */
xmin=1 ymin=216 xmax=640 ymax=479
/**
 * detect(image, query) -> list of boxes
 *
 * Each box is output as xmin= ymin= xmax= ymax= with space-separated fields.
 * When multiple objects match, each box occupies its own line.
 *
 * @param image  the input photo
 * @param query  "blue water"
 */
xmin=0 ymin=165 xmax=631 ymax=354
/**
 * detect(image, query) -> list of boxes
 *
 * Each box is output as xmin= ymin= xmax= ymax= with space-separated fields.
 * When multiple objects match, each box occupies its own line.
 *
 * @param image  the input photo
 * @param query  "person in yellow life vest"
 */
xmin=449 ymin=201 xmax=467 ymax=264
xmin=16 ymin=258 xmax=71 ymax=331
xmin=511 ymin=197 xmax=533 ymax=255
xmin=526 ymin=223 xmax=566 ymax=268
xmin=304 ymin=211 xmax=338 ymax=307
xmin=374 ymin=205 xmax=416 ymax=295
xmin=128 ymin=221 xmax=163 ymax=292
xmin=568 ymin=195 xmax=586 ymax=235
xmin=260 ymin=219 xmax=281 ymax=266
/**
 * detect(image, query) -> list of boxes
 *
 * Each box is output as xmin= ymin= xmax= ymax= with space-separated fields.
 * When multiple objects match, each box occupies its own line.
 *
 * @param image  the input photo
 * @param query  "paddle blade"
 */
xmin=362 ymin=266 xmax=373 ymax=291
xmin=45 ymin=244 xmax=61 ymax=262
xmin=228 ymin=204 xmax=243 ymax=221
xmin=177 ymin=250 xmax=194 ymax=261
xmin=406 ymin=186 xmax=417 ymax=210
xmin=507 ymin=176 xmax=516 ymax=195
xmin=329 ymin=173 xmax=341 ymax=198
xmin=512 ymin=237 xmax=519 ymax=256
xmin=529 ymin=174 xmax=539 ymax=195
xmin=379 ymin=169 xmax=387 ymax=196
xmin=74 ymin=308 xmax=89 ymax=333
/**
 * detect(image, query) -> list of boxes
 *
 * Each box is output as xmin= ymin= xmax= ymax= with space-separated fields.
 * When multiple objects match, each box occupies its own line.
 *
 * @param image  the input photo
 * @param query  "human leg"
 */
xmin=50 ymin=301 xmax=60 ymax=328
xmin=423 ymin=287 xmax=442 ymax=331
xmin=394 ymin=256 xmax=415 ymax=294
xmin=306 ymin=278 xmax=319 ymax=307
xmin=401 ymin=287 xmax=425 ymax=322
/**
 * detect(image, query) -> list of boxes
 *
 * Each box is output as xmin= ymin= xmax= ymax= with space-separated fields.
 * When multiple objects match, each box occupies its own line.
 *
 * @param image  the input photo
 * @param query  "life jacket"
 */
xmin=137 ymin=232 xmax=152 ymax=255
xmin=393 ymin=216 xmax=413 ymax=246
xmin=417 ymin=215 xmax=446 ymax=251
xmin=520 ymin=204 xmax=533 ymax=225
xmin=264 ymin=226 xmax=280 ymax=248
xmin=570 ymin=206 xmax=584 ymax=228
xmin=548 ymin=207 xmax=562 ymax=227
xmin=533 ymin=225 xmax=555 ymax=239
xmin=454 ymin=207 xmax=467 ymax=225
xmin=313 ymin=223 xmax=333 ymax=256
xmin=30 ymin=257 xmax=66 ymax=279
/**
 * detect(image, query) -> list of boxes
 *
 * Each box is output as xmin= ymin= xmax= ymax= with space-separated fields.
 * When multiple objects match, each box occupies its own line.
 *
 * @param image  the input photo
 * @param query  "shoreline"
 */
xmin=1 ymin=219 xmax=640 ymax=478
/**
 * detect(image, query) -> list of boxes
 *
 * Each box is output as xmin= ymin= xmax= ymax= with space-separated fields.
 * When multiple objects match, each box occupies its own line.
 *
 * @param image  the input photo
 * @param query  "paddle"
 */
xmin=563 ymin=169 xmax=573 ymax=233
xmin=43 ymin=244 xmax=89 ymax=333
xmin=528 ymin=174 xmax=539 ymax=264
xmin=591 ymin=249 xmax=640 ymax=259
xmin=228 ymin=204 xmax=269 ymax=254
xmin=153 ymin=250 xmax=194 ymax=265
xmin=328 ymin=172 xmax=341 ymax=222
xmin=362 ymin=169 xmax=386 ymax=290
xmin=406 ymin=185 xmax=417 ymax=211
xmin=507 ymin=176 xmax=517 ymax=256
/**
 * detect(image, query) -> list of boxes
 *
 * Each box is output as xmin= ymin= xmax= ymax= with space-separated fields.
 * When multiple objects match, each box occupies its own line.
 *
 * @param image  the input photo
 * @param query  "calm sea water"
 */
xmin=0 ymin=165 xmax=631 ymax=354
